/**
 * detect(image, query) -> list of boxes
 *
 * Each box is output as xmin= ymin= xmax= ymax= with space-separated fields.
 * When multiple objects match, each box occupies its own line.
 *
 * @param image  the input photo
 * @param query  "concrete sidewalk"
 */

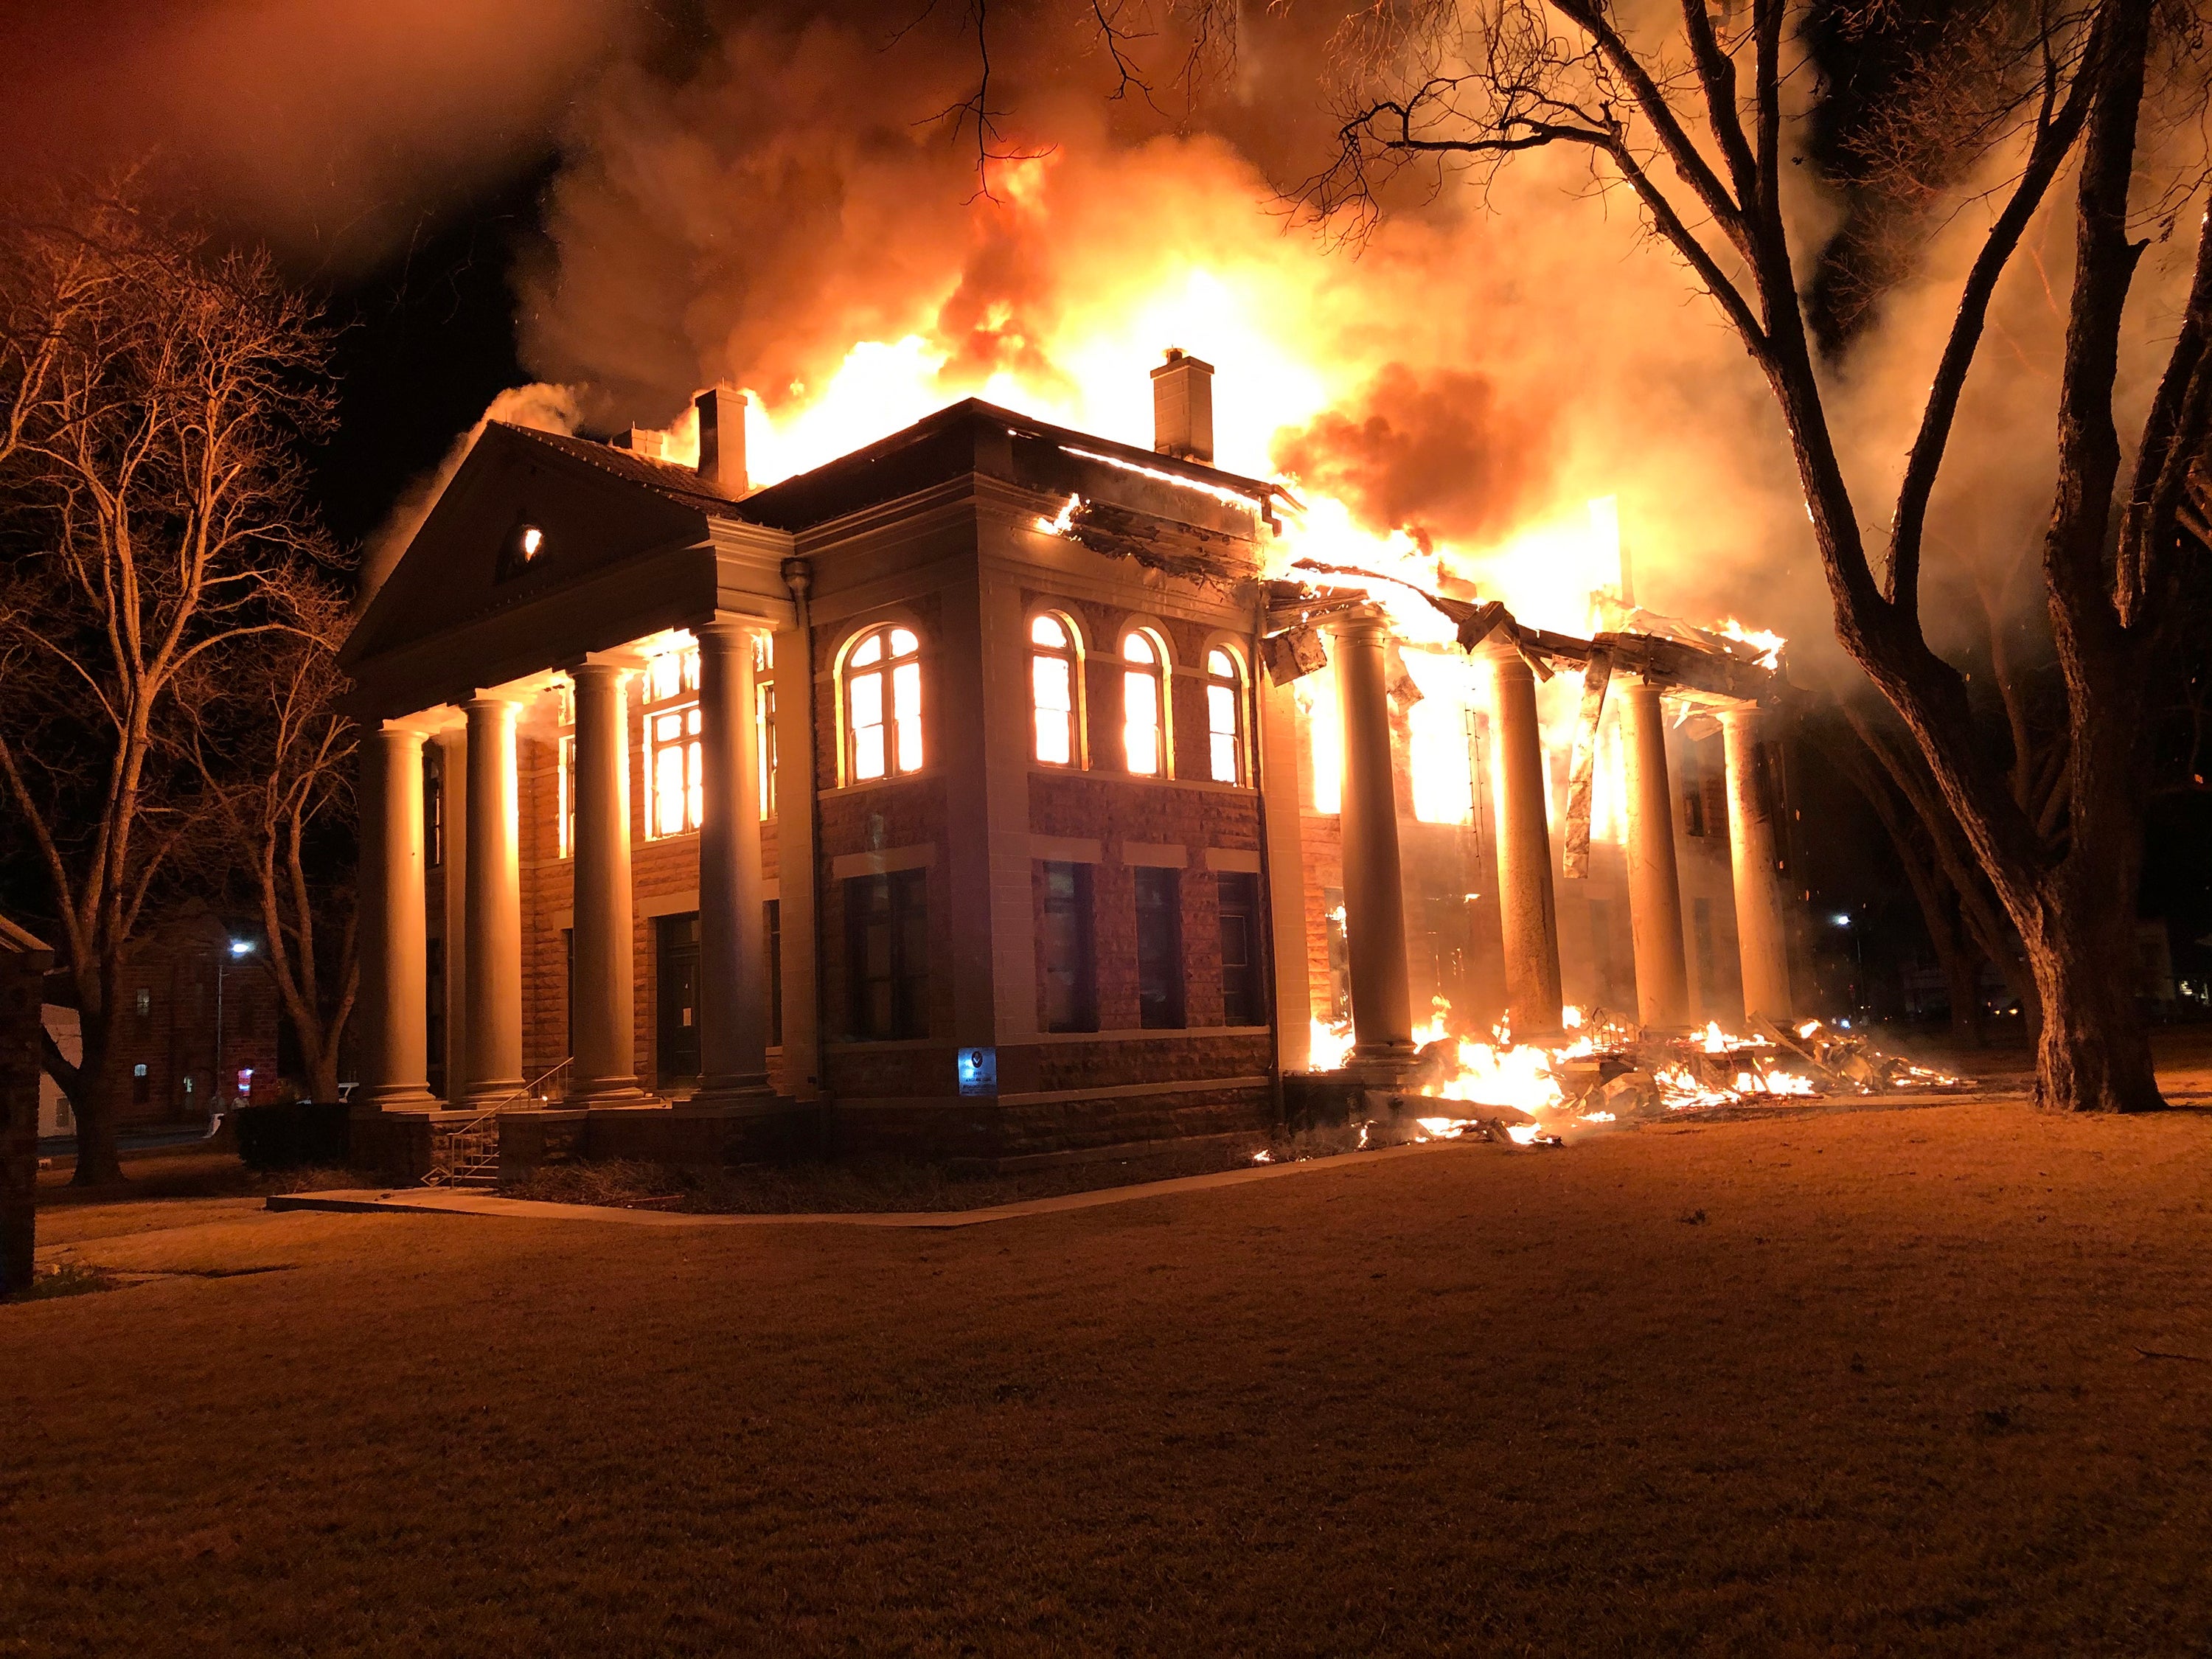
xmin=265 ymin=1138 xmax=1475 ymax=1229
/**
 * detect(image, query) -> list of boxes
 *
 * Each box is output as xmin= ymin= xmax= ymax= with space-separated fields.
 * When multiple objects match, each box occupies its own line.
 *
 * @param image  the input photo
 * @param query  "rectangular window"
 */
xmin=1040 ymin=862 xmax=1097 ymax=1032
xmin=757 ymin=678 xmax=777 ymax=821
xmin=134 ymin=987 xmax=152 ymax=1026
xmin=643 ymin=646 xmax=703 ymax=838
xmin=1323 ymin=886 xmax=1351 ymax=1022
xmin=557 ymin=732 xmax=577 ymax=857
xmin=563 ymin=928 xmax=575 ymax=1059
xmin=765 ymin=899 xmax=783 ymax=1047
xmin=846 ymin=869 xmax=929 ymax=1040
xmin=1217 ymin=872 xmax=1265 ymax=1027
xmin=425 ymin=748 xmax=444 ymax=867
xmin=1135 ymin=866 xmax=1185 ymax=1029
xmin=425 ymin=938 xmax=447 ymax=1098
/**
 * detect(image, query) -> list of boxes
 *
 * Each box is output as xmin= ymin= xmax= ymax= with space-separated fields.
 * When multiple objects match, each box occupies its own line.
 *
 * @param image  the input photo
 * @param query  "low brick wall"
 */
xmin=351 ymin=1078 xmax=1276 ymax=1180
xmin=579 ymin=1103 xmax=812 ymax=1168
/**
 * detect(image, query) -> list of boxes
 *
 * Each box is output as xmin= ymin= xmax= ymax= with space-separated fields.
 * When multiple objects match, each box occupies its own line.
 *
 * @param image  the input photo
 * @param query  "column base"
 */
xmin=358 ymin=1084 xmax=442 ymax=1112
xmin=691 ymin=1074 xmax=779 ymax=1113
xmin=566 ymin=1080 xmax=664 ymax=1108
xmin=1346 ymin=1043 xmax=1422 ymax=1085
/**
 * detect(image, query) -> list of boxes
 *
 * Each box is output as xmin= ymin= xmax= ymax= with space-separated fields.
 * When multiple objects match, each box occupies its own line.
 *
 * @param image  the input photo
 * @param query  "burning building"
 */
xmin=342 ymin=354 xmax=1801 ymax=1177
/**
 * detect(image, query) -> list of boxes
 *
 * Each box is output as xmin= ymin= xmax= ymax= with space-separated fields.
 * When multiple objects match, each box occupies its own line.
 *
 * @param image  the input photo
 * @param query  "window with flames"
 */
xmin=644 ymin=645 xmax=703 ymax=838
xmin=1121 ymin=629 xmax=1168 ymax=777
xmin=844 ymin=625 xmax=923 ymax=782
xmin=1031 ymin=613 xmax=1079 ymax=766
xmin=1205 ymin=647 xmax=1244 ymax=785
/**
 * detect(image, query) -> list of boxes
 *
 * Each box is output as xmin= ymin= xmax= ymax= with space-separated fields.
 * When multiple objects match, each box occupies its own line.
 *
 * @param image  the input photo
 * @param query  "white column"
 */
xmin=694 ymin=619 xmax=771 ymax=1102
xmin=460 ymin=695 xmax=524 ymax=1107
xmin=1330 ymin=610 xmax=1416 ymax=1073
xmin=568 ymin=663 xmax=650 ymax=1103
xmin=1621 ymin=677 xmax=1691 ymax=1029
xmin=1722 ymin=704 xmax=1793 ymax=1023
xmin=359 ymin=723 xmax=437 ymax=1110
xmin=1481 ymin=639 xmax=1565 ymax=1036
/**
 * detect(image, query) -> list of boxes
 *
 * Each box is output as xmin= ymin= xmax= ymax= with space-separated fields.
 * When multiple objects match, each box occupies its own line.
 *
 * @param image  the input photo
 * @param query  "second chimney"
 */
xmin=694 ymin=383 xmax=748 ymax=493
xmin=1150 ymin=348 xmax=1214 ymax=465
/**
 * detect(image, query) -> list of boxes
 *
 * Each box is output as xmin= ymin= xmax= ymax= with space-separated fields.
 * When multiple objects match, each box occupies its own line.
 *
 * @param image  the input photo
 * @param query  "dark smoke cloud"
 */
xmin=0 ymin=0 xmax=643 ymax=274
xmin=1270 ymin=364 xmax=1557 ymax=549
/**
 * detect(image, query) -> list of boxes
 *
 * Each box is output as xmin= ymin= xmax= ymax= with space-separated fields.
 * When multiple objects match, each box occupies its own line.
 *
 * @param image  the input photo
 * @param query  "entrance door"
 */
xmin=655 ymin=912 xmax=701 ymax=1087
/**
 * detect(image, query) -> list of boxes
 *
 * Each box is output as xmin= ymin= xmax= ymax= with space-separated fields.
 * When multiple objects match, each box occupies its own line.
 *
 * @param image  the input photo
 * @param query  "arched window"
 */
xmin=844 ymin=624 xmax=923 ymax=782
xmin=1121 ymin=629 xmax=1167 ymax=776
xmin=1206 ymin=647 xmax=1245 ymax=784
xmin=1030 ymin=613 xmax=1080 ymax=766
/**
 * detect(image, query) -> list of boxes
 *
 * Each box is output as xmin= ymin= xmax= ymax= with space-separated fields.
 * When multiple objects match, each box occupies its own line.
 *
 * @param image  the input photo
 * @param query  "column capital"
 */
xmin=694 ymin=614 xmax=773 ymax=649
xmin=463 ymin=688 xmax=530 ymax=712
xmin=565 ymin=658 xmax=635 ymax=687
xmin=1324 ymin=604 xmax=1390 ymax=644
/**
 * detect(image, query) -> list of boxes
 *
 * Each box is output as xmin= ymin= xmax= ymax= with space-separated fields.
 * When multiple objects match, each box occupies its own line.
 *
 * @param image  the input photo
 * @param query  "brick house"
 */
xmin=41 ymin=902 xmax=283 ymax=1130
xmin=341 ymin=359 xmax=1792 ymax=1171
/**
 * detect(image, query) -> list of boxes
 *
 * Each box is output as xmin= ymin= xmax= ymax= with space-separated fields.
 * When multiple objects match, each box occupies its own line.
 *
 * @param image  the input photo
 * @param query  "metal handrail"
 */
xmin=420 ymin=1059 xmax=573 ymax=1187
xmin=487 ymin=1057 xmax=574 ymax=1113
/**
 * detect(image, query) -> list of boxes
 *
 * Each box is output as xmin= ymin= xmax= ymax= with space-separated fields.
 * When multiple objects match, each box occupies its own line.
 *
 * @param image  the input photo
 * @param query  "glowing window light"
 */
xmin=1031 ymin=613 xmax=1078 ymax=766
xmin=1299 ymin=667 xmax=1342 ymax=814
xmin=1122 ymin=630 xmax=1166 ymax=776
xmin=1204 ymin=647 xmax=1245 ymax=785
xmin=641 ymin=645 xmax=703 ymax=838
xmin=845 ymin=625 xmax=924 ymax=782
xmin=1408 ymin=699 xmax=1474 ymax=824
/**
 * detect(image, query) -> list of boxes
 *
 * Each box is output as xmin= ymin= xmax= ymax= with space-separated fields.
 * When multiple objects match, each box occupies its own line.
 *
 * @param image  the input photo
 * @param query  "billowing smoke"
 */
xmin=0 ymin=0 xmax=641 ymax=275
xmin=1270 ymin=365 xmax=1557 ymax=552
xmin=506 ymin=5 xmax=1829 ymax=648
xmin=358 ymin=383 xmax=581 ymax=611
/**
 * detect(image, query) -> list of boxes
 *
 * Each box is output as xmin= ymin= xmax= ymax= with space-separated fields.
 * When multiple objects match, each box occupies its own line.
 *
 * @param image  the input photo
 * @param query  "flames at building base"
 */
xmin=1293 ymin=1006 xmax=1969 ymax=1155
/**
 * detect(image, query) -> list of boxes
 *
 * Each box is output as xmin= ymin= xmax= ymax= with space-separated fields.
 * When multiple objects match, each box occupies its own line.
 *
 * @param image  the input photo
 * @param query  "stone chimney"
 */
xmin=694 ymin=383 xmax=748 ymax=493
xmin=611 ymin=425 xmax=668 ymax=460
xmin=1150 ymin=348 xmax=1214 ymax=465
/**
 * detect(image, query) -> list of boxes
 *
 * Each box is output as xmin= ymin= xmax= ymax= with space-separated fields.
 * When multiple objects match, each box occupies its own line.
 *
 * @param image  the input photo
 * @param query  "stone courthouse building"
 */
xmin=343 ymin=356 xmax=1794 ymax=1172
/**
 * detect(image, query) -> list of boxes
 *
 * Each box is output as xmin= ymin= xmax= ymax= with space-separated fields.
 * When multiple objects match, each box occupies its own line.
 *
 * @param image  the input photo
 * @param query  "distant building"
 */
xmin=38 ymin=902 xmax=282 ymax=1130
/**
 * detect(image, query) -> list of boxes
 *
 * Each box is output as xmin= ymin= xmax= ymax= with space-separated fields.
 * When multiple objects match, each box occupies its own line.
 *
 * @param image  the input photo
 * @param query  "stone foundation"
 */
xmin=350 ymin=1076 xmax=1276 ymax=1182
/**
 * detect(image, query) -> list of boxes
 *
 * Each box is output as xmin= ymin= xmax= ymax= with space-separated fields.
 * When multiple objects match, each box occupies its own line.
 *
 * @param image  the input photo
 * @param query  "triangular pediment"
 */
xmin=341 ymin=424 xmax=718 ymax=672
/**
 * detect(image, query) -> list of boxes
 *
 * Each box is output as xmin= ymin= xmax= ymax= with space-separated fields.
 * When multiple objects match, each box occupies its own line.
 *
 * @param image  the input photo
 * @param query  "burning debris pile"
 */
xmin=1297 ymin=1006 xmax=1971 ymax=1154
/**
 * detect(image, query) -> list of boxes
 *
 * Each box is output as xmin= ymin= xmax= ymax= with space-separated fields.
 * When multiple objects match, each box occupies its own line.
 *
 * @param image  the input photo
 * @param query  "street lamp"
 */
xmin=1829 ymin=911 xmax=1863 ymax=1012
xmin=215 ymin=937 xmax=254 ymax=1117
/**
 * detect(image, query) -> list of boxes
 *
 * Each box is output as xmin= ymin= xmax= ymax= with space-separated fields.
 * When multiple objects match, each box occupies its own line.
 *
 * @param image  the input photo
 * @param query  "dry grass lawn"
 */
xmin=7 ymin=1098 xmax=2211 ymax=1656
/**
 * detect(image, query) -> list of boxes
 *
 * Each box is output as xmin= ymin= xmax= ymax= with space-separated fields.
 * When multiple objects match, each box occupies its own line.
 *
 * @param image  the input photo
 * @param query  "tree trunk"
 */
xmin=1939 ymin=936 xmax=1987 ymax=1049
xmin=306 ymin=1034 xmax=340 ymax=1106
xmin=2023 ymin=894 xmax=2161 ymax=1111
xmin=69 ymin=1034 xmax=126 ymax=1185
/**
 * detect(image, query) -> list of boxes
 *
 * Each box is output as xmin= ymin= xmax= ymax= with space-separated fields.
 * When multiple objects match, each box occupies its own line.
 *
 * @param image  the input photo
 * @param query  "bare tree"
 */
xmin=0 ymin=187 xmax=338 ymax=1182
xmin=1280 ymin=0 xmax=2211 ymax=1110
xmin=183 ymin=584 xmax=360 ymax=1105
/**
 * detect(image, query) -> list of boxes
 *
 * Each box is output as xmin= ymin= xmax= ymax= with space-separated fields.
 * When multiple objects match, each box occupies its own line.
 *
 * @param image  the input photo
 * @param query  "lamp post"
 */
xmin=1829 ymin=913 xmax=1862 ymax=1016
xmin=215 ymin=937 xmax=254 ymax=1116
